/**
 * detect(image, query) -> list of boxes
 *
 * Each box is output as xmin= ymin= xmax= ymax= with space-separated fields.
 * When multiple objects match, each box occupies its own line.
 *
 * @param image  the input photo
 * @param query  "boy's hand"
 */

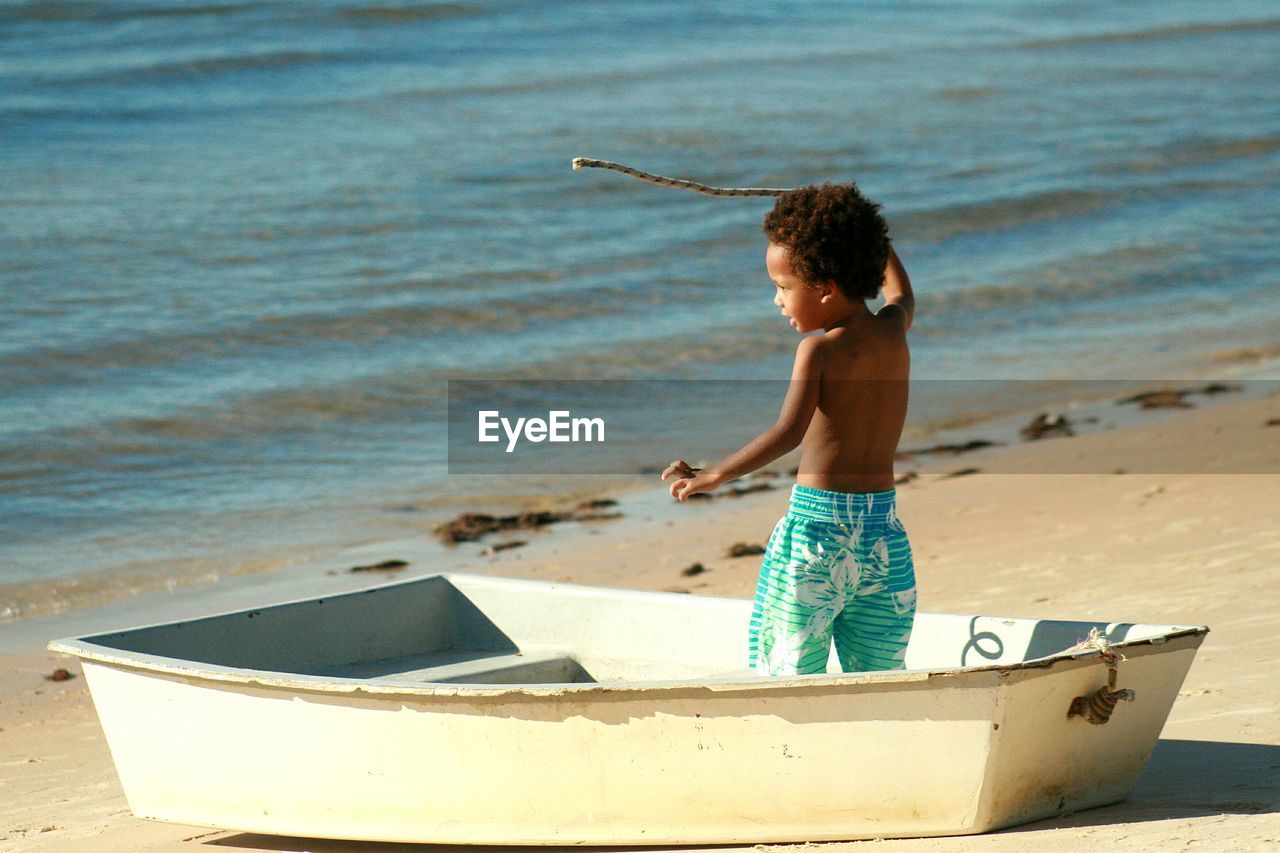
xmin=661 ymin=459 xmax=722 ymax=502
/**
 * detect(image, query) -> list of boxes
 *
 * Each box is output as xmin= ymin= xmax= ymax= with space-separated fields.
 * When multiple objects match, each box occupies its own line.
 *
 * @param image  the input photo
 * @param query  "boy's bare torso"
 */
xmin=664 ymin=240 xmax=914 ymax=504
xmin=796 ymin=308 xmax=909 ymax=494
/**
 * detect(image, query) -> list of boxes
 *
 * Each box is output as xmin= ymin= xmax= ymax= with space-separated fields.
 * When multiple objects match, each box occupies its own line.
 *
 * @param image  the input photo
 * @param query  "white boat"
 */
xmin=49 ymin=572 xmax=1206 ymax=845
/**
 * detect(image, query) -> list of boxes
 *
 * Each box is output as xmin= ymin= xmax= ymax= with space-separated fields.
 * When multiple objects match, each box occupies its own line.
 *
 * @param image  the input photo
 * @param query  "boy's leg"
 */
xmin=748 ymin=514 xmax=839 ymax=676
xmin=833 ymin=522 xmax=916 ymax=672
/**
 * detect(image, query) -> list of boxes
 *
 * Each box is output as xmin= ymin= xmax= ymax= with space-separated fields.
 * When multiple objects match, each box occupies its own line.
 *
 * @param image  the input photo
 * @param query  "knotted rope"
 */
xmin=1066 ymin=628 xmax=1136 ymax=725
xmin=571 ymin=158 xmax=790 ymax=197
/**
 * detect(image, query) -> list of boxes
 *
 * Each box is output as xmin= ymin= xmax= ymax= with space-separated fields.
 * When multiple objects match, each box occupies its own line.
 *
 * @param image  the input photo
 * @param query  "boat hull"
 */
xmin=55 ymin=574 xmax=1205 ymax=844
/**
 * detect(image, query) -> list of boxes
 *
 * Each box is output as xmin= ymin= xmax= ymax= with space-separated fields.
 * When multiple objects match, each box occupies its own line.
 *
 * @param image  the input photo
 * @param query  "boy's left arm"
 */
xmin=664 ymin=336 xmax=823 ymax=501
xmin=878 ymin=246 xmax=914 ymax=331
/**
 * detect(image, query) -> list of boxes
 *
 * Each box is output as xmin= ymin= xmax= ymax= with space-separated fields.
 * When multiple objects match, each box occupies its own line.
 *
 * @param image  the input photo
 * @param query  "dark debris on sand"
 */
xmin=942 ymin=467 xmax=981 ymax=479
xmin=681 ymin=563 xmax=709 ymax=577
xmin=350 ymin=559 xmax=409 ymax=573
xmin=481 ymin=541 xmax=527 ymax=556
xmin=435 ymin=503 xmax=623 ymax=544
xmin=1118 ymin=389 xmax=1193 ymax=409
xmin=1118 ymin=383 xmax=1242 ymax=410
xmin=435 ymin=511 xmax=569 ymax=543
xmin=1019 ymin=413 xmax=1074 ymax=441
xmin=574 ymin=511 xmax=624 ymax=522
xmin=897 ymin=439 xmax=1000 ymax=459
xmin=45 ymin=668 xmax=75 ymax=682
xmin=688 ymin=481 xmax=777 ymax=501
xmin=727 ymin=542 xmax=766 ymax=558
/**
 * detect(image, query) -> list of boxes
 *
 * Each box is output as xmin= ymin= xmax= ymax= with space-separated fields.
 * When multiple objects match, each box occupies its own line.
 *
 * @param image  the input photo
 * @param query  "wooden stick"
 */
xmin=571 ymin=157 xmax=789 ymax=198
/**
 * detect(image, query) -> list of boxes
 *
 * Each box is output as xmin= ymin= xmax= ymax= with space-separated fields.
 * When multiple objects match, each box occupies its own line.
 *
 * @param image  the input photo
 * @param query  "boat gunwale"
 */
xmin=47 ymin=572 xmax=1209 ymax=699
xmin=50 ymin=628 xmax=1208 ymax=699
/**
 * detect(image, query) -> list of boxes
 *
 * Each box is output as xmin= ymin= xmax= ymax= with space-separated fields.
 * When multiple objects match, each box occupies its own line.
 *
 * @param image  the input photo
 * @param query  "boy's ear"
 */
xmin=818 ymin=280 xmax=838 ymax=302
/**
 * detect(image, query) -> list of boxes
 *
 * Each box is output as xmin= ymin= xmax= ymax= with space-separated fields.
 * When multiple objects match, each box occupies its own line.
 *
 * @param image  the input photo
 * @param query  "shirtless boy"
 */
xmin=661 ymin=183 xmax=917 ymax=676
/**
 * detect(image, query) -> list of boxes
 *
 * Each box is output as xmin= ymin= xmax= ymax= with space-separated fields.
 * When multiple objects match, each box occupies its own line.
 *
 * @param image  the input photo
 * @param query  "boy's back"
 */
xmin=798 ymin=309 xmax=909 ymax=493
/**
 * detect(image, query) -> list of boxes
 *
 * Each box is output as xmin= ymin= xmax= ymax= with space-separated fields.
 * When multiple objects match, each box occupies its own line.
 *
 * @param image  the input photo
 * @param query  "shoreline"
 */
xmin=3 ymin=373 xmax=1275 ymax=649
xmin=3 ymin=388 xmax=1278 ymax=849
xmin=3 ymin=352 xmax=1277 ymax=628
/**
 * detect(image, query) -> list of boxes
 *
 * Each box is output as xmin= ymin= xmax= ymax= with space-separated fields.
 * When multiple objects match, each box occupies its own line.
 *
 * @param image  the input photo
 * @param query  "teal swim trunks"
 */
xmin=748 ymin=485 xmax=916 ymax=675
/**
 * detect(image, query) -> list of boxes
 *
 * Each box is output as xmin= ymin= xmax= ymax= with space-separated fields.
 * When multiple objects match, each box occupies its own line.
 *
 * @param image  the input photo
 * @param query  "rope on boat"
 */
xmin=571 ymin=158 xmax=791 ymax=198
xmin=1067 ymin=628 xmax=1136 ymax=725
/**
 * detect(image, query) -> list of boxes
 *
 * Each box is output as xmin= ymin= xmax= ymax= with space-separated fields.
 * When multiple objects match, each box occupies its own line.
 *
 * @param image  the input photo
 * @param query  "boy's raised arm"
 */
xmin=663 ymin=337 xmax=822 ymax=501
xmin=879 ymin=246 xmax=914 ymax=331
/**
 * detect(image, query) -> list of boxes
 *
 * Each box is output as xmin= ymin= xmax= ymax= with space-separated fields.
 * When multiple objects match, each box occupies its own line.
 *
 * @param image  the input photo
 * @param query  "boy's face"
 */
xmin=767 ymin=242 xmax=830 ymax=334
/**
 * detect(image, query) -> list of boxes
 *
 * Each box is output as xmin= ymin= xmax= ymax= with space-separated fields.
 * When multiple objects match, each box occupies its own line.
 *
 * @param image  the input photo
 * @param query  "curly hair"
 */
xmin=761 ymin=182 xmax=890 ymax=301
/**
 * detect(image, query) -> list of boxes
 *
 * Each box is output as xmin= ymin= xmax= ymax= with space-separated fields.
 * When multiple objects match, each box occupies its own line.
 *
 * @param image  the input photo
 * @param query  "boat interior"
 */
xmin=65 ymin=573 xmax=1196 ymax=685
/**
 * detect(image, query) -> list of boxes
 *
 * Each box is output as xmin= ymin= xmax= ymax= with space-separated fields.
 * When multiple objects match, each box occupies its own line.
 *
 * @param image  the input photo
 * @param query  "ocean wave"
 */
xmin=0 ymin=102 xmax=201 ymax=123
xmin=1014 ymin=17 xmax=1280 ymax=50
xmin=45 ymin=49 xmax=353 ymax=87
xmin=0 ymin=294 xmax=633 ymax=393
xmin=382 ymin=46 xmax=890 ymax=104
xmin=1096 ymin=134 xmax=1280 ymax=175
xmin=0 ymin=315 xmax=788 ymax=475
xmin=0 ymin=377 xmax=439 ymax=479
xmin=336 ymin=2 xmax=484 ymax=24
xmin=0 ymin=546 xmax=309 ymax=623
xmin=2 ymin=0 xmax=482 ymax=28
xmin=896 ymin=188 xmax=1116 ymax=244
xmin=938 ymin=86 xmax=1001 ymax=103
xmin=894 ymin=176 xmax=1256 ymax=245
xmin=2 ymin=1 xmax=261 ymax=24
xmin=920 ymin=243 xmax=1195 ymax=315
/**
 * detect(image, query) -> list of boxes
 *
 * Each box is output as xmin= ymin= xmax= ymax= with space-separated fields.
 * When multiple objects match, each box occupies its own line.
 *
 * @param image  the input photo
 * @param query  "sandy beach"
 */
xmin=3 ymin=388 xmax=1278 ymax=853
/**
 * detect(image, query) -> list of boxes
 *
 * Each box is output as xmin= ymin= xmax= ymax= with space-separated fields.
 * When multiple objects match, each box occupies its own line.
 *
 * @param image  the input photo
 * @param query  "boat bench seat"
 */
xmin=331 ymin=650 xmax=591 ymax=685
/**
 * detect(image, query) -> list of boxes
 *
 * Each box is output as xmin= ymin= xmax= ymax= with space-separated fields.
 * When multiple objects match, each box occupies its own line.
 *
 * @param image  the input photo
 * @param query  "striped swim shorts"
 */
xmin=748 ymin=485 xmax=916 ymax=676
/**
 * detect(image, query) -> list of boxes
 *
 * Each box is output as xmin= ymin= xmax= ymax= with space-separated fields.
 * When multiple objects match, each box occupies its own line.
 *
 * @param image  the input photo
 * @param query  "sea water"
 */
xmin=2 ymin=0 xmax=1278 ymax=617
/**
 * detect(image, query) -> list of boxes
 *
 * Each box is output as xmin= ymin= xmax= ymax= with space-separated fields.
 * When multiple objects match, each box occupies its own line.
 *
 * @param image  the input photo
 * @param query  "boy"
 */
xmin=661 ymin=182 xmax=916 ymax=676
